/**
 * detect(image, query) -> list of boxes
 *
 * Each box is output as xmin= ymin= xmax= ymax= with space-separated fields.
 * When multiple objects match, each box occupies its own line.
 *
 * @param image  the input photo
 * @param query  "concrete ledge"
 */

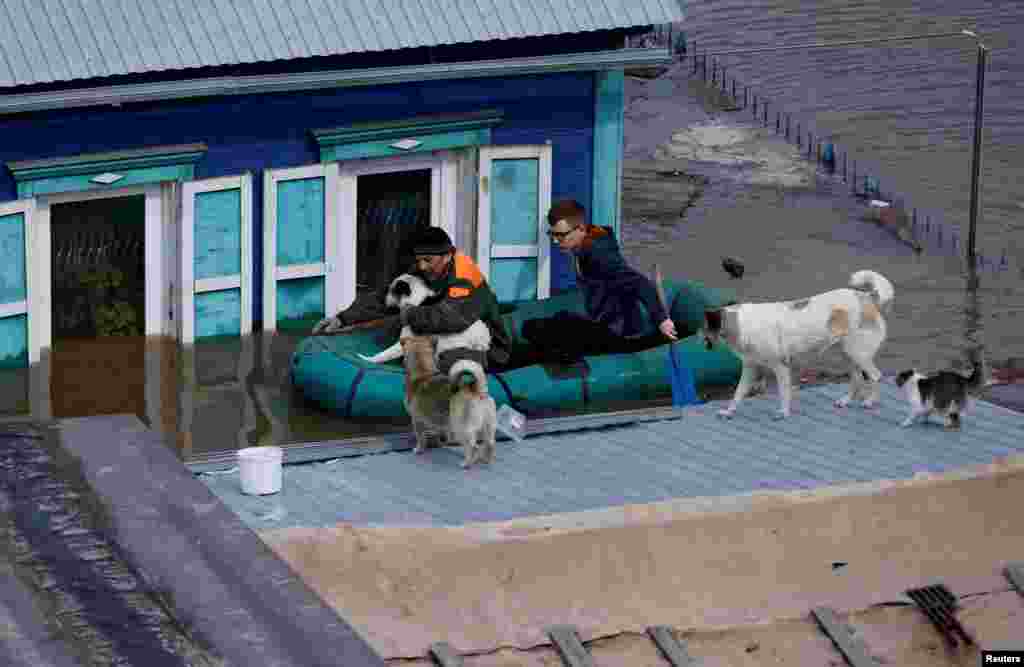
xmin=55 ymin=414 xmax=384 ymax=667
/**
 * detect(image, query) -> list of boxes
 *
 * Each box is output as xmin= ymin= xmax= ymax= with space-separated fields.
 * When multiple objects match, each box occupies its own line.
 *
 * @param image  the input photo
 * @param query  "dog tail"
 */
xmin=449 ymin=359 xmax=488 ymax=395
xmin=850 ymin=270 xmax=895 ymax=312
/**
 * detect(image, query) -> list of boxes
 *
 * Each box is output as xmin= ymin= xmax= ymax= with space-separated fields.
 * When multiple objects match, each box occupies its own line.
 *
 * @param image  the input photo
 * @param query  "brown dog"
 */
xmin=401 ymin=335 xmax=451 ymax=453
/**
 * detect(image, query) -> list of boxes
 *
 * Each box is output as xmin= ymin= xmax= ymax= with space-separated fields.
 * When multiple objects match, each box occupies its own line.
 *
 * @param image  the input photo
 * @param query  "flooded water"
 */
xmin=682 ymin=0 xmax=1024 ymax=264
xmin=3 ymin=0 xmax=1023 ymax=461
xmin=620 ymin=0 xmax=1024 ymax=386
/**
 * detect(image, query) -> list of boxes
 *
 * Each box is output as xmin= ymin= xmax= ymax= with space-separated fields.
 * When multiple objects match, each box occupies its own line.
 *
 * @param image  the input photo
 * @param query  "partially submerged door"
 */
xmin=263 ymin=163 xmax=343 ymax=332
xmin=180 ymin=174 xmax=253 ymax=344
xmin=476 ymin=145 xmax=552 ymax=301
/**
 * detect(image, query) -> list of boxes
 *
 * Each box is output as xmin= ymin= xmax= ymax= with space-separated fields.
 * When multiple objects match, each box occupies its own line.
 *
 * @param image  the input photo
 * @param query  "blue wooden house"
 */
xmin=0 ymin=1 xmax=682 ymax=374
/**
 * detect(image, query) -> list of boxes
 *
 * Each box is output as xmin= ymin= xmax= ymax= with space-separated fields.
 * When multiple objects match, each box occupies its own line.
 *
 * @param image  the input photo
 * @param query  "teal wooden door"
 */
xmin=263 ymin=163 xmax=343 ymax=331
xmin=477 ymin=145 xmax=552 ymax=301
xmin=181 ymin=175 xmax=253 ymax=343
xmin=0 ymin=200 xmax=33 ymax=368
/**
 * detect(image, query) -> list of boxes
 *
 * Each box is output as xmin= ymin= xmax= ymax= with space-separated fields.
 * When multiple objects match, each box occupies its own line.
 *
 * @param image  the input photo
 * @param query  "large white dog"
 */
xmin=702 ymin=270 xmax=895 ymax=419
xmin=358 ymin=273 xmax=491 ymax=365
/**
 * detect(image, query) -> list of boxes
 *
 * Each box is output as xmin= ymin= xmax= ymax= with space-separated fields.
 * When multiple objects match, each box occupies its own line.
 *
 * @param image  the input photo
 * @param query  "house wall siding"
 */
xmin=0 ymin=71 xmax=594 ymax=322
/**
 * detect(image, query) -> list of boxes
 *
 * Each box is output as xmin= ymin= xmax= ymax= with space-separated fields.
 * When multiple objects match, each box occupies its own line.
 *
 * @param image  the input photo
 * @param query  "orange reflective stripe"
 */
xmin=453 ymin=252 xmax=484 ymax=288
xmin=448 ymin=286 xmax=471 ymax=298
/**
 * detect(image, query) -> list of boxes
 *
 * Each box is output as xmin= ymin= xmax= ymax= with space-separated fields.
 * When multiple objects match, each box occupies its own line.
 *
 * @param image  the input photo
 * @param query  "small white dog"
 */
xmin=358 ymin=273 xmax=491 ymax=365
xmin=703 ymin=269 xmax=895 ymax=419
xmin=448 ymin=358 xmax=498 ymax=468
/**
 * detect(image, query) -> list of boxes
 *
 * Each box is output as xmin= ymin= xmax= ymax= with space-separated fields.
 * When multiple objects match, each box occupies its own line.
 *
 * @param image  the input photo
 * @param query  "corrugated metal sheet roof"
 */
xmin=0 ymin=0 xmax=684 ymax=88
xmin=201 ymin=381 xmax=1024 ymax=529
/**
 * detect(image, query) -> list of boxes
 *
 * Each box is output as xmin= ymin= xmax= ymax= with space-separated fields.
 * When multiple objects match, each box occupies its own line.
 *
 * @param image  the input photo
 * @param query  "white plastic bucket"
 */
xmin=237 ymin=446 xmax=283 ymax=495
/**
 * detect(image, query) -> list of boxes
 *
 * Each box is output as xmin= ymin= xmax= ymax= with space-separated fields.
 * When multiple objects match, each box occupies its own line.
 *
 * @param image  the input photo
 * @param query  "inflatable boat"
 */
xmin=290 ymin=280 xmax=742 ymax=418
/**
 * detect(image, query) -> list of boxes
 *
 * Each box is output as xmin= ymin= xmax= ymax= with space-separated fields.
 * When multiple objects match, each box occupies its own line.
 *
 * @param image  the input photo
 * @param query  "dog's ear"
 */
xmin=828 ymin=307 xmax=850 ymax=337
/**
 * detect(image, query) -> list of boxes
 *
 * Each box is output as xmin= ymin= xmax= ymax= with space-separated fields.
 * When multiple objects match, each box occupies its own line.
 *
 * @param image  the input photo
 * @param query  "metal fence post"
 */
xmin=967 ymin=43 xmax=988 ymax=281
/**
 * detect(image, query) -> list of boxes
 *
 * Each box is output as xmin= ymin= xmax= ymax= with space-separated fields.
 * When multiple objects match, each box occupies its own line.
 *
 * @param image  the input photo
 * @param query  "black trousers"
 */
xmin=519 ymin=311 xmax=666 ymax=362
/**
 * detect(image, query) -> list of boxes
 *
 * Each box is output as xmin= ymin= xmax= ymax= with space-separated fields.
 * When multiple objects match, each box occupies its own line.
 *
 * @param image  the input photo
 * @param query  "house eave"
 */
xmin=0 ymin=48 xmax=672 ymax=117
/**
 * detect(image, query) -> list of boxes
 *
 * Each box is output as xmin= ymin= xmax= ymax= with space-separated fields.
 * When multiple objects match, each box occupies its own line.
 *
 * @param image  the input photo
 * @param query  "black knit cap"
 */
xmin=412 ymin=227 xmax=455 ymax=256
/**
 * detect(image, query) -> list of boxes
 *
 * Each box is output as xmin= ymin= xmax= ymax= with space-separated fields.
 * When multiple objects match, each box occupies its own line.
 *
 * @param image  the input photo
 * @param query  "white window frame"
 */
xmin=32 ymin=184 xmax=169 ymax=354
xmin=180 ymin=173 xmax=253 ymax=345
xmin=476 ymin=144 xmax=552 ymax=299
xmin=262 ymin=163 xmax=340 ymax=332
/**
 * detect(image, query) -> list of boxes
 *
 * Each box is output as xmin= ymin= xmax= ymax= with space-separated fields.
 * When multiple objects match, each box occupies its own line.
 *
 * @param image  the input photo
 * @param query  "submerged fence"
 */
xmin=628 ymin=23 xmax=1013 ymax=277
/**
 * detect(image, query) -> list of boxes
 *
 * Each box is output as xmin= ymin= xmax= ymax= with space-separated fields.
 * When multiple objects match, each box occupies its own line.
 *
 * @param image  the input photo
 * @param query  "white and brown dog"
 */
xmin=448 ymin=358 xmax=498 ymax=468
xmin=703 ymin=270 xmax=895 ymax=419
xmin=359 ymin=273 xmax=491 ymax=365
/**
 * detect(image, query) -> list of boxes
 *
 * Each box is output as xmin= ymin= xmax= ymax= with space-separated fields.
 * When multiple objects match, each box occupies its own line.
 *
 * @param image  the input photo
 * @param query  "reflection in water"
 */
xmin=1 ymin=331 xmax=415 ymax=461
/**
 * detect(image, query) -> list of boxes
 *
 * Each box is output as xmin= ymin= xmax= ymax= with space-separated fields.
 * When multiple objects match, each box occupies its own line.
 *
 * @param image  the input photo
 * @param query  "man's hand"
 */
xmin=659 ymin=318 xmax=678 ymax=341
xmin=312 ymin=316 xmax=342 ymax=335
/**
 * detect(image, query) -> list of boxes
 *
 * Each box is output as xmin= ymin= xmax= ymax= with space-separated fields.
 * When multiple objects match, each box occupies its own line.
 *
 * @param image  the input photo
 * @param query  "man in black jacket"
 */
xmin=522 ymin=199 xmax=678 ymax=361
xmin=314 ymin=227 xmax=511 ymax=373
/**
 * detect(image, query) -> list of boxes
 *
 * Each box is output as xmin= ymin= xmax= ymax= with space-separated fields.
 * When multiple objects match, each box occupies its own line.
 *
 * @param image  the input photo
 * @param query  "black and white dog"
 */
xmin=703 ymin=270 xmax=895 ymax=419
xmin=359 ymin=273 xmax=491 ymax=364
xmin=895 ymin=354 xmax=987 ymax=429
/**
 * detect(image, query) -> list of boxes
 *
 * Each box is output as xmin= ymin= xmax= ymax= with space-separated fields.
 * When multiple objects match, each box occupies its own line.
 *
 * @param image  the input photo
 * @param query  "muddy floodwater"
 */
xmin=3 ymin=44 xmax=1023 ymax=462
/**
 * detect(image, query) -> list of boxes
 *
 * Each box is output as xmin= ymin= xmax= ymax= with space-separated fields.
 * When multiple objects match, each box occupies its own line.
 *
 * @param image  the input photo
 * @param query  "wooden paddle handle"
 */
xmin=653 ymin=264 xmax=670 ymax=315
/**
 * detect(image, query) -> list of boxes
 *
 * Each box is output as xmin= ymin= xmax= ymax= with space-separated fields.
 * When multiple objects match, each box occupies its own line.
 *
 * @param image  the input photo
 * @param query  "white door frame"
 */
xmin=180 ymin=174 xmax=253 ymax=344
xmin=339 ymin=150 xmax=458 ymax=262
xmin=32 ymin=184 xmax=170 ymax=353
xmin=476 ymin=144 xmax=552 ymax=299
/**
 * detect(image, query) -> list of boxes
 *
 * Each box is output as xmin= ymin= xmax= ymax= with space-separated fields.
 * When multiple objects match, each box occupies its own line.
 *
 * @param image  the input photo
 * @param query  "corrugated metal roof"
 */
xmin=201 ymin=381 xmax=1024 ymax=529
xmin=0 ymin=0 xmax=684 ymax=88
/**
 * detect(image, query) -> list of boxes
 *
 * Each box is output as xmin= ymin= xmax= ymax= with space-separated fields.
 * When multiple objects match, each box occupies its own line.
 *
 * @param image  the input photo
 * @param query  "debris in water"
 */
xmin=722 ymin=256 xmax=745 ymax=279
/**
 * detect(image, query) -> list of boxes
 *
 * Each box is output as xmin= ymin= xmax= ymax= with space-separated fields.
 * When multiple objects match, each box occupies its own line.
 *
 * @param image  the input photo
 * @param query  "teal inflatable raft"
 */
xmin=290 ymin=280 xmax=742 ymax=418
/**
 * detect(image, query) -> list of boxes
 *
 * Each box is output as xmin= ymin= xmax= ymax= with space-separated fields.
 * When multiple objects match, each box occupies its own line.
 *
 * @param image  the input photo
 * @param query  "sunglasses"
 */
xmin=547 ymin=226 xmax=581 ymax=241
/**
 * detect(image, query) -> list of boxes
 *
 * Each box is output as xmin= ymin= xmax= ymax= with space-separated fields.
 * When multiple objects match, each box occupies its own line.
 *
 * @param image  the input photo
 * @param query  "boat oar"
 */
xmin=654 ymin=264 xmax=699 ymax=407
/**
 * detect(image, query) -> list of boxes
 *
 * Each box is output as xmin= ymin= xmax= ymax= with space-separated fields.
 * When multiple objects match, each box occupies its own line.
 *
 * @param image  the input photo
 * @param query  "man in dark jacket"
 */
xmin=522 ymin=199 xmax=677 ymax=361
xmin=400 ymin=227 xmax=511 ymax=372
xmin=314 ymin=227 xmax=511 ymax=373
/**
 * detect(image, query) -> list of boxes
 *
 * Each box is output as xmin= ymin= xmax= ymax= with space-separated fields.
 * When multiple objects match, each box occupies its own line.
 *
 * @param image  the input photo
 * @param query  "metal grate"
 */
xmin=905 ymin=584 xmax=975 ymax=647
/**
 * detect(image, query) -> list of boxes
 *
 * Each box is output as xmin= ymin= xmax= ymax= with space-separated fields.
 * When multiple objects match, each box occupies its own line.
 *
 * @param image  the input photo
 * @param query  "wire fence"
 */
xmin=627 ymin=24 xmax=1013 ymax=276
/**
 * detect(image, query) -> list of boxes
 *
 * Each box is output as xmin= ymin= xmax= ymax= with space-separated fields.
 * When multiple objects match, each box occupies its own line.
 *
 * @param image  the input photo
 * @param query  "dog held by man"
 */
xmin=358 ymin=272 xmax=491 ymax=365
xmin=702 ymin=269 xmax=895 ymax=419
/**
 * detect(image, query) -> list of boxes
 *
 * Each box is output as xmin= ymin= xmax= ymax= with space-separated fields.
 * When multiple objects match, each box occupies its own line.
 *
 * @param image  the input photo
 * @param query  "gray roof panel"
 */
xmin=0 ymin=0 xmax=683 ymax=87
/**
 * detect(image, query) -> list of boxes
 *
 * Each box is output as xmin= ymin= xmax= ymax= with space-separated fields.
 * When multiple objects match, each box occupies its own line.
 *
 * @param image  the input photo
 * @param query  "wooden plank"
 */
xmin=429 ymin=642 xmax=463 ymax=667
xmin=811 ymin=606 xmax=879 ymax=667
xmin=546 ymin=625 xmax=595 ymax=667
xmin=646 ymin=625 xmax=699 ymax=666
xmin=1005 ymin=562 xmax=1024 ymax=597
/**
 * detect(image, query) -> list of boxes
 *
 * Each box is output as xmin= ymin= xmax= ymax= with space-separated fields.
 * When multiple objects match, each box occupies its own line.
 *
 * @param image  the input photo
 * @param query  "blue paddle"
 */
xmin=655 ymin=264 xmax=699 ymax=407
